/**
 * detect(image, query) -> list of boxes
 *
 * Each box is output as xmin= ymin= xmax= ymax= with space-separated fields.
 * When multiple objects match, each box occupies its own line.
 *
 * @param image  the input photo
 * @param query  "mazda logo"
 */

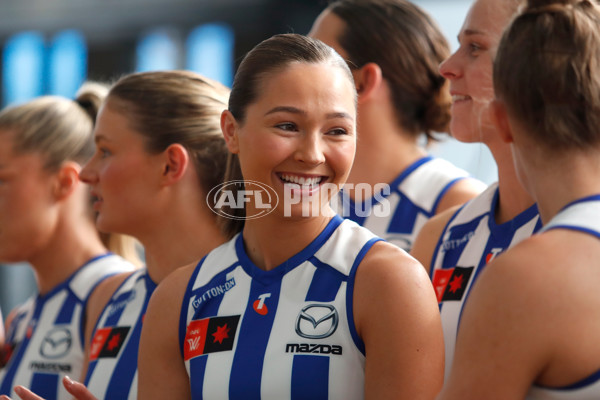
xmin=39 ymin=327 xmax=72 ymax=359
xmin=295 ymin=304 xmax=338 ymax=339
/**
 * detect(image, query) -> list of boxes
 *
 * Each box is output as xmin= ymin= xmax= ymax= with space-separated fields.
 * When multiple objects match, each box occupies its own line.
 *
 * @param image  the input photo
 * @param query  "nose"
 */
xmin=79 ymin=157 xmax=97 ymax=184
xmin=294 ymin=132 xmax=326 ymax=166
xmin=439 ymin=51 xmax=461 ymax=80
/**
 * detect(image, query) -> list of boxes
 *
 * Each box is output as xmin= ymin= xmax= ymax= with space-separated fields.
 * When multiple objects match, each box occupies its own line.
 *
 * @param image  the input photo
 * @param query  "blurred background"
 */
xmin=0 ymin=0 xmax=493 ymax=317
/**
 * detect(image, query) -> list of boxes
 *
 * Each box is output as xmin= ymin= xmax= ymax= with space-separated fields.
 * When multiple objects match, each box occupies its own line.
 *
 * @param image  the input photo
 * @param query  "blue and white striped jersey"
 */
xmin=429 ymin=183 xmax=542 ymax=380
xmin=180 ymin=215 xmax=381 ymax=399
xmin=0 ymin=254 xmax=135 ymax=400
xmin=85 ymin=268 xmax=155 ymax=400
xmin=527 ymin=195 xmax=600 ymax=400
xmin=335 ymin=156 xmax=484 ymax=252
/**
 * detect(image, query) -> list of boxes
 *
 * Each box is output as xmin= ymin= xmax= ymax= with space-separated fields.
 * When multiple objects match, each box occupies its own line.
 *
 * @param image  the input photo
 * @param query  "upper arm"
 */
xmin=435 ymin=178 xmax=485 ymax=215
xmin=438 ymin=247 xmax=553 ymax=400
xmin=137 ymin=266 xmax=193 ymax=400
xmin=355 ymin=242 xmax=444 ymax=400
xmin=411 ymin=207 xmax=457 ymax=276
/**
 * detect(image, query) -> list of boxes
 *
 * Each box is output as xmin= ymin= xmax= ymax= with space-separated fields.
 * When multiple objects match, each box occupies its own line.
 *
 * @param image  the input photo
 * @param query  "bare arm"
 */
xmin=137 ymin=265 xmax=194 ymax=399
xmin=411 ymin=206 xmax=458 ymax=276
xmin=355 ymin=242 xmax=444 ymax=399
xmin=437 ymin=240 xmax=557 ymax=399
xmin=435 ymin=178 xmax=485 ymax=215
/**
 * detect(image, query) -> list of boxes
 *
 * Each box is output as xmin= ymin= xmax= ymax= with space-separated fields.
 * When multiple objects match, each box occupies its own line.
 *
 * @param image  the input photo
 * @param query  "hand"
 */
xmin=0 ymin=377 xmax=97 ymax=400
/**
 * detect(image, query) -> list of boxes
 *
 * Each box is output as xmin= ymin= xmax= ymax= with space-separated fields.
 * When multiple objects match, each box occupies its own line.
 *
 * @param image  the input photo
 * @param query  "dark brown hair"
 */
xmin=222 ymin=33 xmax=355 ymax=237
xmin=327 ymin=0 xmax=451 ymax=139
xmin=494 ymin=0 xmax=600 ymax=150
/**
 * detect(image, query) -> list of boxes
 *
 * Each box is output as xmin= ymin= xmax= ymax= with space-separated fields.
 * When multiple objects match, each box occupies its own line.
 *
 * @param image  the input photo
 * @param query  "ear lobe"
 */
xmin=491 ymin=99 xmax=514 ymax=144
xmin=162 ymin=143 xmax=190 ymax=183
xmin=221 ymin=110 xmax=240 ymax=154
xmin=54 ymin=161 xmax=82 ymax=200
xmin=355 ymin=62 xmax=383 ymax=103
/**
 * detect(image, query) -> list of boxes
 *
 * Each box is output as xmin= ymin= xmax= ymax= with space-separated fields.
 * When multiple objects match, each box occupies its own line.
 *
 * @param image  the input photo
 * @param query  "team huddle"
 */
xmin=1 ymin=0 xmax=599 ymax=399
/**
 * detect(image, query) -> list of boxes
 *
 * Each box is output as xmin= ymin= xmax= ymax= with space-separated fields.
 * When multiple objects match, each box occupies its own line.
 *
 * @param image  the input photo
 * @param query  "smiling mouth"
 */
xmin=452 ymin=94 xmax=471 ymax=103
xmin=278 ymin=173 xmax=325 ymax=191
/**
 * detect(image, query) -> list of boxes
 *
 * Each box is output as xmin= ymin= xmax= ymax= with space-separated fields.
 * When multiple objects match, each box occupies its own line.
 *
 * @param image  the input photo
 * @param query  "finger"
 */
xmin=13 ymin=386 xmax=44 ymax=400
xmin=0 ymin=395 xmax=13 ymax=400
xmin=62 ymin=376 xmax=97 ymax=400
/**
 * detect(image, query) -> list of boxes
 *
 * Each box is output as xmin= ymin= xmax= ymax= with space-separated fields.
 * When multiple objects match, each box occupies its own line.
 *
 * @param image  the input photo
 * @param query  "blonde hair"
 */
xmin=0 ymin=83 xmax=143 ymax=264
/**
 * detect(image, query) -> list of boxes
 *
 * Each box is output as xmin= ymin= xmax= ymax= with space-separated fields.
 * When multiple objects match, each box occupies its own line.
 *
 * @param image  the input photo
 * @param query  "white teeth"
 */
xmin=280 ymin=174 xmax=322 ymax=187
xmin=452 ymin=95 xmax=470 ymax=102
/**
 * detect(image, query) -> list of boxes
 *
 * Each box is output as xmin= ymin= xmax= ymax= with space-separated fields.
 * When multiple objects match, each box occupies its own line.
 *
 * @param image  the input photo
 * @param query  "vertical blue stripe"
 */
xmin=0 ymin=333 xmax=30 ymax=395
xmin=305 ymin=258 xmax=344 ymax=302
xmin=291 ymin=355 xmax=329 ymax=400
xmin=135 ymin=28 xmax=179 ymax=72
xmin=2 ymin=31 xmax=45 ymax=106
xmin=104 ymin=283 xmax=152 ymax=399
xmin=30 ymin=373 xmax=59 ymax=400
xmin=54 ymin=292 xmax=77 ymax=324
xmin=188 ymin=269 xmax=231 ymax=398
xmin=186 ymin=23 xmax=234 ymax=87
xmin=47 ymin=30 xmax=87 ymax=98
xmin=228 ymin=279 xmax=282 ymax=400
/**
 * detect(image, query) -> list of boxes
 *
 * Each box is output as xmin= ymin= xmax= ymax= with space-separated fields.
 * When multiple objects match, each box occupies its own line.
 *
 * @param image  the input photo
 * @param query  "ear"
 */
xmin=354 ymin=62 xmax=383 ymax=104
xmin=53 ymin=161 xmax=82 ymax=200
xmin=162 ymin=143 xmax=190 ymax=185
xmin=491 ymin=99 xmax=514 ymax=144
xmin=221 ymin=110 xmax=240 ymax=154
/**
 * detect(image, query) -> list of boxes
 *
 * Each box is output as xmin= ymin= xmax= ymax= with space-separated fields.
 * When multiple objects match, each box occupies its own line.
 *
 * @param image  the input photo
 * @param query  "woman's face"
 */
xmin=439 ymin=0 xmax=517 ymax=144
xmin=79 ymin=102 xmax=164 ymax=237
xmin=0 ymin=131 xmax=60 ymax=262
xmin=226 ymin=61 xmax=356 ymax=219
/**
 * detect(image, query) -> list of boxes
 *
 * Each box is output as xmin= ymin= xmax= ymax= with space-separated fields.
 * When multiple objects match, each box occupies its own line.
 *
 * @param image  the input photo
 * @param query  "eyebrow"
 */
xmin=264 ymin=106 xmax=353 ymax=121
xmin=460 ymin=28 xmax=486 ymax=39
xmin=94 ymin=133 xmax=110 ymax=144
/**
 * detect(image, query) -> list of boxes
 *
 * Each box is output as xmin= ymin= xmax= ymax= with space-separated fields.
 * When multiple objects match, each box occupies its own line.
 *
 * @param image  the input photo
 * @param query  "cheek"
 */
xmin=329 ymin=142 xmax=356 ymax=174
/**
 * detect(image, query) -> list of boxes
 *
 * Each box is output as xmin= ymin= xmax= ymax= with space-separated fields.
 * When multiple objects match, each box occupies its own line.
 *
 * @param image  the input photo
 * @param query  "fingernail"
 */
xmin=64 ymin=376 xmax=74 ymax=386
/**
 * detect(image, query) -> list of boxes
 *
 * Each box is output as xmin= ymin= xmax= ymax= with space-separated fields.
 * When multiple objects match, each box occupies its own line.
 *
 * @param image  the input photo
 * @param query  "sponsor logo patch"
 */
xmin=253 ymin=293 xmax=271 ymax=315
xmin=432 ymin=266 xmax=474 ymax=302
xmin=89 ymin=326 xmax=131 ymax=360
xmin=184 ymin=315 xmax=240 ymax=361
xmin=285 ymin=343 xmax=343 ymax=355
xmin=39 ymin=327 xmax=72 ymax=359
xmin=295 ymin=304 xmax=338 ymax=339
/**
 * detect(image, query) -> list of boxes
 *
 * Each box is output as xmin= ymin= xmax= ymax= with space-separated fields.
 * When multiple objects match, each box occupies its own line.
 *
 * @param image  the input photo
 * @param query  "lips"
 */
xmin=451 ymin=94 xmax=472 ymax=103
xmin=277 ymin=172 xmax=327 ymax=196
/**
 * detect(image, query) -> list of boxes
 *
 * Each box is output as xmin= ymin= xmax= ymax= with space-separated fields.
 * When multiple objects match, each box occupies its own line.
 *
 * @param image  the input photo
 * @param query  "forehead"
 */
xmin=462 ymin=0 xmax=517 ymax=39
xmin=253 ymin=61 xmax=356 ymax=115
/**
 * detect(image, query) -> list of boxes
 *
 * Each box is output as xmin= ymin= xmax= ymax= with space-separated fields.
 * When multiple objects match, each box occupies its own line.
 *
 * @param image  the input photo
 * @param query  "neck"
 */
xmin=523 ymin=149 xmax=600 ymax=224
xmin=29 ymin=217 xmax=106 ymax=296
xmin=347 ymin=103 xmax=426 ymax=197
xmin=488 ymin=142 xmax=536 ymax=224
xmin=140 ymin=208 xmax=225 ymax=284
xmin=241 ymin=213 xmax=333 ymax=271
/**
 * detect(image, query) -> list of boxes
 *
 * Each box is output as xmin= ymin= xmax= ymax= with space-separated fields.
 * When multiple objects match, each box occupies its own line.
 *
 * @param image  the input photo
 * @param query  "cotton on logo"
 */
xmin=253 ymin=293 xmax=271 ymax=315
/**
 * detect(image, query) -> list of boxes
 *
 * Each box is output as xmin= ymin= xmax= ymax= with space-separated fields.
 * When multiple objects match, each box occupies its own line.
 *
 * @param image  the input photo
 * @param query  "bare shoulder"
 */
xmin=85 ymin=271 xmax=135 ymax=344
xmin=436 ymin=178 xmax=486 ymax=214
xmin=355 ymin=240 xmax=439 ymax=325
xmin=411 ymin=204 xmax=461 ymax=273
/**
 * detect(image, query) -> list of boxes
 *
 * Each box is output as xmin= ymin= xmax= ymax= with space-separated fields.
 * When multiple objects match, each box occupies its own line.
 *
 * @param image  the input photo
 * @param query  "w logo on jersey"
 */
xmin=432 ymin=266 xmax=474 ymax=302
xmin=184 ymin=315 xmax=240 ymax=361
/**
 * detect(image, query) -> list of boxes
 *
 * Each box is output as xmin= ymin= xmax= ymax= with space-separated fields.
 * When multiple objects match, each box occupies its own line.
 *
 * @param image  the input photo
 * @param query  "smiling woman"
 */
xmin=137 ymin=33 xmax=444 ymax=400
